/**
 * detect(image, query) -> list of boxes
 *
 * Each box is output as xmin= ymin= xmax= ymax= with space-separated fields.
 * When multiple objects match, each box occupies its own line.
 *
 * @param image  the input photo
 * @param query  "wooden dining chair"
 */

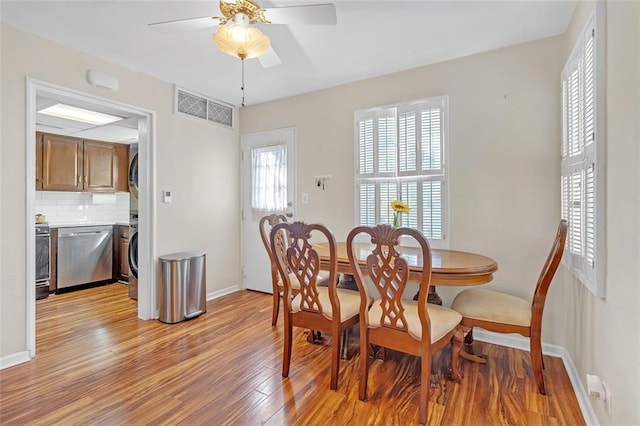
xmin=451 ymin=220 xmax=568 ymax=395
xmin=270 ymin=221 xmax=361 ymax=390
xmin=259 ymin=214 xmax=297 ymax=326
xmin=346 ymin=225 xmax=464 ymax=425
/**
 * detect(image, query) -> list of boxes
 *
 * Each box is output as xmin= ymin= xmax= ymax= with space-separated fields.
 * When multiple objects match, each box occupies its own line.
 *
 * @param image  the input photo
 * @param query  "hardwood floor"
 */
xmin=0 ymin=284 xmax=584 ymax=425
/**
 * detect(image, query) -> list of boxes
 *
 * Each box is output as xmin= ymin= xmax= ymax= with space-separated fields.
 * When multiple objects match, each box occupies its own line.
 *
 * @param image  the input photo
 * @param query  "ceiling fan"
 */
xmin=148 ymin=0 xmax=337 ymax=68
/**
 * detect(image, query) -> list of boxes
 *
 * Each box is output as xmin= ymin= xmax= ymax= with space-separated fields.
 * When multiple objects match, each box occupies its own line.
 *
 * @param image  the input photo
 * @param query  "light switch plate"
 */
xmin=301 ymin=192 xmax=309 ymax=204
xmin=163 ymin=190 xmax=172 ymax=203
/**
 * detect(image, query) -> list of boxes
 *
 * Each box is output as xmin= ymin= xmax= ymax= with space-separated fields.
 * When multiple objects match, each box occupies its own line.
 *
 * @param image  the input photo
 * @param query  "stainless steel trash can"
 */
xmin=159 ymin=252 xmax=206 ymax=324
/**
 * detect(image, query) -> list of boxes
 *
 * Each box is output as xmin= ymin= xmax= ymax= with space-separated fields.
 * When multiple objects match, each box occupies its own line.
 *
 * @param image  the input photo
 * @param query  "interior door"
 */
xmin=241 ymin=127 xmax=296 ymax=293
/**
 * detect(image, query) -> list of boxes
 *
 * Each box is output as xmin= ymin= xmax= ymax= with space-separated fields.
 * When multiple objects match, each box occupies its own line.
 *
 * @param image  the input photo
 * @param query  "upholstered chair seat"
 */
xmin=278 ymin=271 xmax=330 ymax=291
xmin=451 ymin=288 xmax=531 ymax=327
xmin=291 ymin=287 xmax=362 ymax=322
xmin=368 ymin=300 xmax=462 ymax=342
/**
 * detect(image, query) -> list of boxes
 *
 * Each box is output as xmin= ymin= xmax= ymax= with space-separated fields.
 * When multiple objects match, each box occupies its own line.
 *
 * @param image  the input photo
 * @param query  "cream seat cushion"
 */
xmin=291 ymin=287 xmax=363 ymax=322
xmin=277 ymin=271 xmax=330 ymax=291
xmin=451 ymin=288 xmax=531 ymax=327
xmin=368 ymin=299 xmax=462 ymax=342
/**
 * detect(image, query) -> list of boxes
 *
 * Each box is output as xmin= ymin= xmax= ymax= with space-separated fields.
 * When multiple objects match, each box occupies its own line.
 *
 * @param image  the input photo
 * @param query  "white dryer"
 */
xmin=128 ymin=143 xmax=139 ymax=212
xmin=128 ymin=143 xmax=139 ymax=300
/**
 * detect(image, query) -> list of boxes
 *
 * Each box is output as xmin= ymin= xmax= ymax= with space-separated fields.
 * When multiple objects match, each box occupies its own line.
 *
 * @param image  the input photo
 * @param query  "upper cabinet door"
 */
xmin=84 ymin=140 xmax=117 ymax=192
xmin=42 ymin=133 xmax=83 ymax=191
xmin=115 ymin=143 xmax=130 ymax=193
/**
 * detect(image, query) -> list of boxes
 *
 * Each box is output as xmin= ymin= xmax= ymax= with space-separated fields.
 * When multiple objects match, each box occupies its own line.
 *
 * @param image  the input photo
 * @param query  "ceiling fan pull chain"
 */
xmin=241 ymin=57 xmax=245 ymax=108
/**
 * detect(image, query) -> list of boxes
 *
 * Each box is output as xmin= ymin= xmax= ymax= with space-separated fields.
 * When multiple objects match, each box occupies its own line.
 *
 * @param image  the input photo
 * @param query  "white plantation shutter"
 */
xmin=401 ymin=181 xmax=419 ymax=229
xmin=379 ymin=182 xmax=398 ymax=225
xmin=398 ymin=111 xmax=417 ymax=173
xmin=584 ymin=31 xmax=595 ymax=148
xmin=560 ymin=8 xmax=605 ymax=297
xmin=422 ymin=181 xmax=443 ymax=239
xmin=585 ymin=163 xmax=595 ymax=266
xmin=421 ymin=108 xmax=442 ymax=171
xmin=378 ymin=115 xmax=396 ymax=174
xmin=358 ymin=118 xmax=374 ymax=176
xmin=568 ymin=169 xmax=583 ymax=256
xmin=358 ymin=183 xmax=376 ymax=226
xmin=355 ymin=97 xmax=448 ymax=247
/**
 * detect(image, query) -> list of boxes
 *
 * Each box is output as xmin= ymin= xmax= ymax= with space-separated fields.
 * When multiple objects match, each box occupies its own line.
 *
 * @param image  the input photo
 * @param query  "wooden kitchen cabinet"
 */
xmin=42 ymin=133 xmax=84 ymax=191
xmin=114 ymin=225 xmax=129 ymax=282
xmin=84 ymin=139 xmax=118 ymax=192
xmin=115 ymin=143 xmax=129 ymax=192
xmin=37 ymin=132 xmax=129 ymax=193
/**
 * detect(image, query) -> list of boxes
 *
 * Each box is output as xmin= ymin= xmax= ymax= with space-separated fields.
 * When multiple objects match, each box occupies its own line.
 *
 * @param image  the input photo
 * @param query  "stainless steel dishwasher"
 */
xmin=57 ymin=226 xmax=113 ymax=290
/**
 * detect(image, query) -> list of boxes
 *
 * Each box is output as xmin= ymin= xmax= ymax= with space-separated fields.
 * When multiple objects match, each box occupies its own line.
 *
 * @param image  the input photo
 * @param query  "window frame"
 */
xmin=354 ymin=96 xmax=450 ymax=249
xmin=560 ymin=3 xmax=606 ymax=297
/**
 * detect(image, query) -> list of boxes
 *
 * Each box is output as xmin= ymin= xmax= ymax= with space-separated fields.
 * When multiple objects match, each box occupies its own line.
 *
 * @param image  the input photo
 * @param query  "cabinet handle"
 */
xmin=77 ymin=175 xmax=81 ymax=186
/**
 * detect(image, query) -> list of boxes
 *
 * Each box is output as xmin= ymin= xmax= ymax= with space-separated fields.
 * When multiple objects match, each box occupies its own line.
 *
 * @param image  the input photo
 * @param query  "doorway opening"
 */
xmin=25 ymin=79 xmax=157 ymax=357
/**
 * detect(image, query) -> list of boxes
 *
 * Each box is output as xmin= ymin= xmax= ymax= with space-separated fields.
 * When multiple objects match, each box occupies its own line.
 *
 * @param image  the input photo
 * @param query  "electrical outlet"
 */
xmin=586 ymin=374 xmax=604 ymax=399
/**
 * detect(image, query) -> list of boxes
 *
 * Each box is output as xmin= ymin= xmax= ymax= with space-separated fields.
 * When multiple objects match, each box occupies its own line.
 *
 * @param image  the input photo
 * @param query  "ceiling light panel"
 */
xmin=38 ymin=103 xmax=124 ymax=125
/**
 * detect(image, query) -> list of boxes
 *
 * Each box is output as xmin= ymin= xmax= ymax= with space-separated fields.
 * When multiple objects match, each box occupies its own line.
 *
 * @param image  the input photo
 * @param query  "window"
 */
xmin=355 ymin=96 xmax=448 ymax=248
xmin=251 ymin=144 xmax=287 ymax=220
xmin=560 ymin=6 xmax=605 ymax=297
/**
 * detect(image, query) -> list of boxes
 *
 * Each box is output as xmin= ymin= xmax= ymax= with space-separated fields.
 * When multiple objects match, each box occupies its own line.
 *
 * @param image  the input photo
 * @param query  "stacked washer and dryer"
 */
xmin=128 ymin=144 xmax=139 ymax=300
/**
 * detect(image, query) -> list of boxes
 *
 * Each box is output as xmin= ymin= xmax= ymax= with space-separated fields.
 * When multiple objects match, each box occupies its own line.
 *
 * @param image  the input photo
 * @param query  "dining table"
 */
xmin=314 ymin=242 xmax=498 ymax=305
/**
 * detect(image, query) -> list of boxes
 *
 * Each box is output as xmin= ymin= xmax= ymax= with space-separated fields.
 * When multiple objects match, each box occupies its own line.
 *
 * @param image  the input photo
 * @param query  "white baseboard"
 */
xmin=206 ymin=285 xmax=240 ymax=301
xmin=474 ymin=329 xmax=599 ymax=426
xmin=0 ymin=351 xmax=31 ymax=370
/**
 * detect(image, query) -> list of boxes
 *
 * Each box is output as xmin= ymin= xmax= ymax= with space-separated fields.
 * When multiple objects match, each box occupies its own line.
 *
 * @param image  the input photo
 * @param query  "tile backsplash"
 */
xmin=35 ymin=192 xmax=130 ymax=225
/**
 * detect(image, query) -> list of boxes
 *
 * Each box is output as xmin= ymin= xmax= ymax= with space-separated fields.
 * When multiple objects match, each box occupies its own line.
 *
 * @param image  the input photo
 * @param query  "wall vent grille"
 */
xmin=175 ymin=87 xmax=233 ymax=128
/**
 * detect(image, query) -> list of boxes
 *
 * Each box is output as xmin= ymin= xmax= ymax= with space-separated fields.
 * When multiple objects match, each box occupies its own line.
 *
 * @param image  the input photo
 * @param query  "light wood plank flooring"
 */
xmin=0 ymin=284 xmax=584 ymax=425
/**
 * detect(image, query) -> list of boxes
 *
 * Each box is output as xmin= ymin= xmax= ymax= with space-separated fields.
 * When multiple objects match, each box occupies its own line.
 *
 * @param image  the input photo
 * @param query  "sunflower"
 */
xmin=390 ymin=200 xmax=410 ymax=214
xmin=390 ymin=200 xmax=410 ymax=227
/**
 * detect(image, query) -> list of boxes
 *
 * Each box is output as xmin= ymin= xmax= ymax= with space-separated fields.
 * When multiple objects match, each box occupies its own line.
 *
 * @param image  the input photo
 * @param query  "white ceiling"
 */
xmin=1 ymin=1 xmax=576 ymax=107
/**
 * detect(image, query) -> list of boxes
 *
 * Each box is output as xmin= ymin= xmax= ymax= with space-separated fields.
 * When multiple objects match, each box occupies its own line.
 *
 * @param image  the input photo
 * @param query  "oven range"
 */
xmin=35 ymin=223 xmax=50 ymax=300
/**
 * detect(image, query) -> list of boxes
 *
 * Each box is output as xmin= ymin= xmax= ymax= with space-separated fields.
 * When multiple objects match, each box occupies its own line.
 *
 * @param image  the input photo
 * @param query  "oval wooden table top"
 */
xmin=314 ymin=242 xmax=498 ymax=286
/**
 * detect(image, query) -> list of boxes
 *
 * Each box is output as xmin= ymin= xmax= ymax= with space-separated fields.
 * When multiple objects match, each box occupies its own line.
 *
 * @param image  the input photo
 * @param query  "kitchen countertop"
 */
xmin=47 ymin=222 xmax=130 ymax=228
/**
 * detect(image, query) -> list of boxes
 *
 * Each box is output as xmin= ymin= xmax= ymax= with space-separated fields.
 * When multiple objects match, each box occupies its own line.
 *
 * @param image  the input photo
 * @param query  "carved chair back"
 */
xmin=270 ymin=221 xmax=339 ymax=316
xmin=347 ymin=224 xmax=433 ymax=341
xmin=259 ymin=214 xmax=290 ymax=278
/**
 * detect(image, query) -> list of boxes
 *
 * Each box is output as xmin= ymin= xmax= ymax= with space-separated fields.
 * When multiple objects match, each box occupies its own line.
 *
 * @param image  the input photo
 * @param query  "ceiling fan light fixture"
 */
xmin=213 ymin=24 xmax=270 ymax=59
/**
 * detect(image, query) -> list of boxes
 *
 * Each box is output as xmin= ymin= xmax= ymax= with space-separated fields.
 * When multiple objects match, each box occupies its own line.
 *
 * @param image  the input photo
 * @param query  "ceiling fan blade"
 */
xmin=148 ymin=16 xmax=220 ymax=34
xmin=258 ymin=47 xmax=282 ymax=68
xmin=263 ymin=4 xmax=337 ymax=25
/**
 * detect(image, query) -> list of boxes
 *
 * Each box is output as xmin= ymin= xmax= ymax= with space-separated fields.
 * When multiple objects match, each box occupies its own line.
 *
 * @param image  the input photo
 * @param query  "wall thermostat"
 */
xmin=163 ymin=190 xmax=172 ymax=203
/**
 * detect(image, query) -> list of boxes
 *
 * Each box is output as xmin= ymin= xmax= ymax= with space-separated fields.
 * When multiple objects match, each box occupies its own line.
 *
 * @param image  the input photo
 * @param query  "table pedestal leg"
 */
xmin=306 ymin=330 xmax=323 ymax=344
xmin=459 ymin=327 xmax=487 ymax=363
xmin=338 ymin=273 xmax=358 ymax=291
xmin=413 ymin=285 xmax=443 ymax=305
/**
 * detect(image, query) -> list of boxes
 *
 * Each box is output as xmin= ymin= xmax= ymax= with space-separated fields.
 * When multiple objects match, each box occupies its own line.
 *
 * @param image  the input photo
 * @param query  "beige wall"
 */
xmin=554 ymin=1 xmax=640 ymax=424
xmin=0 ymin=25 xmax=242 ymax=357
